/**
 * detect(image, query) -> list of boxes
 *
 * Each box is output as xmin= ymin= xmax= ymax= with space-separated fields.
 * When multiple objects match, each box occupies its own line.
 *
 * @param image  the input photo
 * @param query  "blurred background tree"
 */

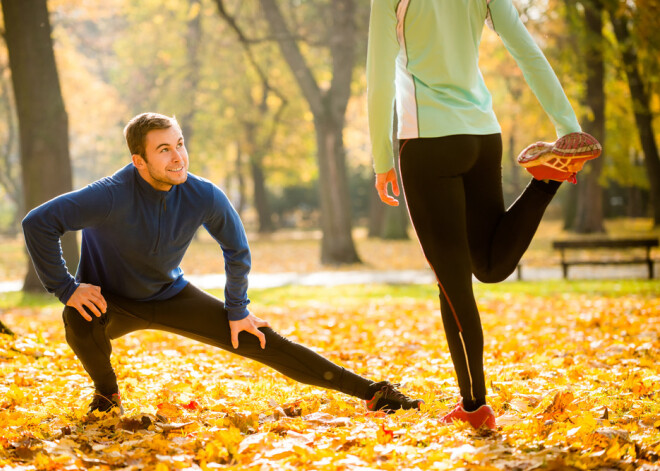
xmin=2 ymin=0 xmax=79 ymax=291
xmin=606 ymin=0 xmax=660 ymax=226
xmin=0 ymin=0 xmax=658 ymax=279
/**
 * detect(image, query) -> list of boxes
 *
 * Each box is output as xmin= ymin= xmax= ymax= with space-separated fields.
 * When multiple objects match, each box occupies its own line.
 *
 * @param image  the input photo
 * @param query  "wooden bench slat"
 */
xmin=553 ymin=238 xmax=658 ymax=249
xmin=563 ymin=259 xmax=652 ymax=266
xmin=550 ymin=237 xmax=658 ymax=280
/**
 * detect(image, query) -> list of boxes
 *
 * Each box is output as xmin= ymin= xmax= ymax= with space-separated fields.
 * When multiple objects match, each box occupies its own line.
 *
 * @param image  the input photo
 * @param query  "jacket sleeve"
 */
xmin=367 ymin=0 xmax=400 ymax=174
xmin=21 ymin=182 xmax=112 ymax=304
xmin=203 ymin=185 xmax=251 ymax=321
xmin=489 ymin=0 xmax=581 ymax=137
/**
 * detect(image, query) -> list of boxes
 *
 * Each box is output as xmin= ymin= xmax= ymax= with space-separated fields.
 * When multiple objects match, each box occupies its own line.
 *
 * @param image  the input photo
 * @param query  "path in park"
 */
xmin=0 ymin=264 xmax=654 ymax=294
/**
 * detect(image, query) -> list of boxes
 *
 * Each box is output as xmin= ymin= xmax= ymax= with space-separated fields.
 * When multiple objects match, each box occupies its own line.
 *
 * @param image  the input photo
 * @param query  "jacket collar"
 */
xmin=132 ymin=164 xmax=178 ymax=202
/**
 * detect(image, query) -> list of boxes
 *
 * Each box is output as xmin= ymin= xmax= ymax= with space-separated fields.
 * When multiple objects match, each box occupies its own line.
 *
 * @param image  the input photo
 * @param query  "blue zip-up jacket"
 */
xmin=22 ymin=164 xmax=251 ymax=320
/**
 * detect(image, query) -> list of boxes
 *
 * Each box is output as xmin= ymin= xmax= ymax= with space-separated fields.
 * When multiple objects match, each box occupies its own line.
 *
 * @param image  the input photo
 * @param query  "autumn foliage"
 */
xmin=1 ymin=281 xmax=659 ymax=470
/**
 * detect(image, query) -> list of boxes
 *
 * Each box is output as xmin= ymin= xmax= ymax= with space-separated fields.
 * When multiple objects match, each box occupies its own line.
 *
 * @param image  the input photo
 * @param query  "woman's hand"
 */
xmin=375 ymin=168 xmax=401 ymax=206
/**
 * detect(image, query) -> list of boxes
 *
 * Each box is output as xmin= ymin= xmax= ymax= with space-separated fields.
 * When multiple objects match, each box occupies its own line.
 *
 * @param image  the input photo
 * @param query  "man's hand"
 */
xmin=375 ymin=168 xmax=400 ymax=206
xmin=66 ymin=283 xmax=107 ymax=322
xmin=229 ymin=313 xmax=271 ymax=349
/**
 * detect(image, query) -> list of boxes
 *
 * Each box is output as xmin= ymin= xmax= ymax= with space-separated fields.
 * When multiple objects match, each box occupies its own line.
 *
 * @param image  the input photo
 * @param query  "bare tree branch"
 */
xmin=213 ymin=0 xmax=287 ymax=106
xmin=328 ymin=0 xmax=356 ymax=121
xmin=256 ymin=0 xmax=323 ymax=116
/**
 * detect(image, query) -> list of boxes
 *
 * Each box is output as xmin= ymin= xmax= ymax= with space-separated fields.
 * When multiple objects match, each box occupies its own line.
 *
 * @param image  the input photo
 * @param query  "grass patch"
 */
xmin=217 ymin=278 xmax=660 ymax=308
xmin=473 ymin=278 xmax=660 ymax=297
xmin=2 ymin=279 xmax=656 ymax=312
xmin=0 ymin=291 xmax=58 ymax=310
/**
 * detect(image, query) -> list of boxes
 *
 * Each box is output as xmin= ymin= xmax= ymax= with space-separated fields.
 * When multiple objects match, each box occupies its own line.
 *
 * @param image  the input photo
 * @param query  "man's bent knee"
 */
xmin=62 ymin=305 xmax=99 ymax=337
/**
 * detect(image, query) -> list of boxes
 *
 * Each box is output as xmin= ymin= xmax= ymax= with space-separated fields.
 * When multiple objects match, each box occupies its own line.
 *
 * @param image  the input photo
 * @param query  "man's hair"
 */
xmin=124 ymin=112 xmax=180 ymax=160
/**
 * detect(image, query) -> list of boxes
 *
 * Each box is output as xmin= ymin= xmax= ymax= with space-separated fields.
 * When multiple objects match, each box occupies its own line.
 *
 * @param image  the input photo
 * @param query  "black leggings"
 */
xmin=63 ymin=283 xmax=373 ymax=400
xmin=399 ymin=134 xmax=559 ymax=408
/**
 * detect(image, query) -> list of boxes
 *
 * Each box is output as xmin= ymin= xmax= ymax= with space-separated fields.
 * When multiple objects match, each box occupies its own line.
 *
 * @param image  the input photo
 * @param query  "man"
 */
xmin=22 ymin=112 xmax=422 ymax=415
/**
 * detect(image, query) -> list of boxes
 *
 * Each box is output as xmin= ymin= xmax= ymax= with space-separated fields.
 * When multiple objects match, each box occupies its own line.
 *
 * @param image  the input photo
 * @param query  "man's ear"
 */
xmin=132 ymin=154 xmax=146 ymax=169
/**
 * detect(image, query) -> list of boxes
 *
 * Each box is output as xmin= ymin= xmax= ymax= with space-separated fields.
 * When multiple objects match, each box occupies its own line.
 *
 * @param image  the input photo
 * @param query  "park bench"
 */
xmin=552 ymin=238 xmax=659 ymax=279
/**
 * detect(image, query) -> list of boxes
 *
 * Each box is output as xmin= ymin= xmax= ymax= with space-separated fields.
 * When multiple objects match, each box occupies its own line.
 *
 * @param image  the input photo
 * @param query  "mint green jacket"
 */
xmin=367 ymin=0 xmax=581 ymax=173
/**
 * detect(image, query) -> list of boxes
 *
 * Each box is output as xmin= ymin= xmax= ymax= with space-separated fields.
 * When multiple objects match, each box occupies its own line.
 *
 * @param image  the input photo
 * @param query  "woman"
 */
xmin=366 ymin=0 xmax=599 ymax=429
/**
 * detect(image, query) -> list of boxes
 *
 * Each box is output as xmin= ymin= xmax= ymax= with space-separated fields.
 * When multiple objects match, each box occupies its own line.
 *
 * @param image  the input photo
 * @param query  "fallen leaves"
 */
xmin=539 ymin=390 xmax=576 ymax=422
xmin=0 ymin=281 xmax=659 ymax=470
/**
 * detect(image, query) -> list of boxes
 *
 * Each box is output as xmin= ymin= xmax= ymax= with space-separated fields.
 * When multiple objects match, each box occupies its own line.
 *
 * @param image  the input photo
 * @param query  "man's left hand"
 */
xmin=229 ymin=313 xmax=271 ymax=349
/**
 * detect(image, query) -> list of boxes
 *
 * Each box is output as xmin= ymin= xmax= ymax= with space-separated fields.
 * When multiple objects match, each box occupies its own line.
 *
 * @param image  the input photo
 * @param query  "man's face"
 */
xmin=133 ymin=126 xmax=189 ymax=191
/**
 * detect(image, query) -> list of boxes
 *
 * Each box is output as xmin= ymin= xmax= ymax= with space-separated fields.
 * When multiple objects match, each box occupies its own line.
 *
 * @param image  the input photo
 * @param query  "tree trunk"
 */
xmin=2 ymin=0 xmax=79 ymax=291
xmin=368 ymin=105 xmax=408 ymax=239
xmin=244 ymin=111 xmax=277 ymax=234
xmin=381 ymin=130 xmax=408 ymax=240
xmin=235 ymin=141 xmax=246 ymax=215
xmin=250 ymin=158 xmax=274 ymax=233
xmin=213 ymin=0 xmax=287 ymax=235
xmin=610 ymin=13 xmax=660 ymax=227
xmin=572 ymin=0 xmax=605 ymax=234
xmin=381 ymin=204 xmax=409 ymax=239
xmin=368 ymin=180 xmax=409 ymax=240
xmin=0 ymin=64 xmax=23 ymax=236
xmin=560 ymin=0 xmax=583 ymax=231
xmin=315 ymin=114 xmax=360 ymax=263
xmin=563 ymin=183 xmax=578 ymax=229
xmin=367 ymin=187 xmax=385 ymax=237
xmin=509 ymin=134 xmax=522 ymax=194
xmin=258 ymin=0 xmax=360 ymax=264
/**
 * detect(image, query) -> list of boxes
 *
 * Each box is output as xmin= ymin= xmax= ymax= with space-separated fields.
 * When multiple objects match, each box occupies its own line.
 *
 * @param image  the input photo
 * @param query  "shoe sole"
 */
xmin=552 ymin=132 xmax=602 ymax=157
xmin=517 ymin=133 xmax=601 ymax=183
xmin=518 ymin=132 xmax=601 ymax=163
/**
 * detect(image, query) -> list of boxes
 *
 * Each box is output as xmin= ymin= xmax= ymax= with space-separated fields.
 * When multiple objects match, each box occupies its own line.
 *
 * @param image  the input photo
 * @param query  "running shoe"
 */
xmin=440 ymin=402 xmax=496 ymax=430
xmin=517 ymin=132 xmax=601 ymax=184
xmin=365 ymin=381 xmax=423 ymax=413
xmin=88 ymin=391 xmax=124 ymax=415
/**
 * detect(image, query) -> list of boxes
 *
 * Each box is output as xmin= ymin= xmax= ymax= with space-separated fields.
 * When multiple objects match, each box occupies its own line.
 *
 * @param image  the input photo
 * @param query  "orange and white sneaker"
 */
xmin=517 ymin=132 xmax=602 ymax=184
xmin=440 ymin=402 xmax=496 ymax=430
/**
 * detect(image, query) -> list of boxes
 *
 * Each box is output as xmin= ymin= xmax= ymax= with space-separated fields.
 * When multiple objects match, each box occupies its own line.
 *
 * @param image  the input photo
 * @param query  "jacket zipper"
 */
xmin=153 ymin=196 xmax=166 ymax=253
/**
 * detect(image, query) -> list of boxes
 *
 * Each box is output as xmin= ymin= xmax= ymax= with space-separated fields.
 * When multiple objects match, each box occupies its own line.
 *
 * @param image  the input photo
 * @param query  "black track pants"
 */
xmin=399 ymin=134 xmax=559 ymax=407
xmin=62 ymin=283 xmax=374 ymax=400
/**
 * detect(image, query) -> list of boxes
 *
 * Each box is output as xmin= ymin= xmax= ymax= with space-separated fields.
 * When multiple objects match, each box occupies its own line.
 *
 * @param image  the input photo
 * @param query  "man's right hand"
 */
xmin=66 ymin=283 xmax=107 ymax=321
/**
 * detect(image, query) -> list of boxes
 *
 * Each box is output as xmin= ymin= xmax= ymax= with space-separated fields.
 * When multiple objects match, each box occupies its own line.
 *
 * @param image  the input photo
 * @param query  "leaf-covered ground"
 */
xmin=1 ymin=281 xmax=659 ymax=470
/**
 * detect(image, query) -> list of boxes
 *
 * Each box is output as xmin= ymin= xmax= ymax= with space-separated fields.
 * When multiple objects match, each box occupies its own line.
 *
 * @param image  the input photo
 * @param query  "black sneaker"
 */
xmin=365 ymin=381 xmax=423 ymax=413
xmin=88 ymin=391 xmax=124 ymax=415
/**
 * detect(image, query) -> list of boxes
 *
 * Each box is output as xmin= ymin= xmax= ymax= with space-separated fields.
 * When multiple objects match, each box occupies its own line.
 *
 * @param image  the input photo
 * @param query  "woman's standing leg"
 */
xmin=399 ymin=135 xmax=487 ymax=411
xmin=399 ymin=133 xmax=563 ymax=416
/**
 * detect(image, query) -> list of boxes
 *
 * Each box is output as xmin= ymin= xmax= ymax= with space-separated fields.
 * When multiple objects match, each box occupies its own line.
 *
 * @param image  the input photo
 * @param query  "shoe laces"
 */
xmin=90 ymin=392 xmax=120 ymax=408
xmin=378 ymin=382 xmax=407 ymax=401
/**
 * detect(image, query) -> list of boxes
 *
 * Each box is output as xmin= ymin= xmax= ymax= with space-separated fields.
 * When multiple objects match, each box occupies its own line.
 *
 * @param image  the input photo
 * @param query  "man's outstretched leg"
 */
xmin=147 ymin=284 xmax=423 ymax=413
